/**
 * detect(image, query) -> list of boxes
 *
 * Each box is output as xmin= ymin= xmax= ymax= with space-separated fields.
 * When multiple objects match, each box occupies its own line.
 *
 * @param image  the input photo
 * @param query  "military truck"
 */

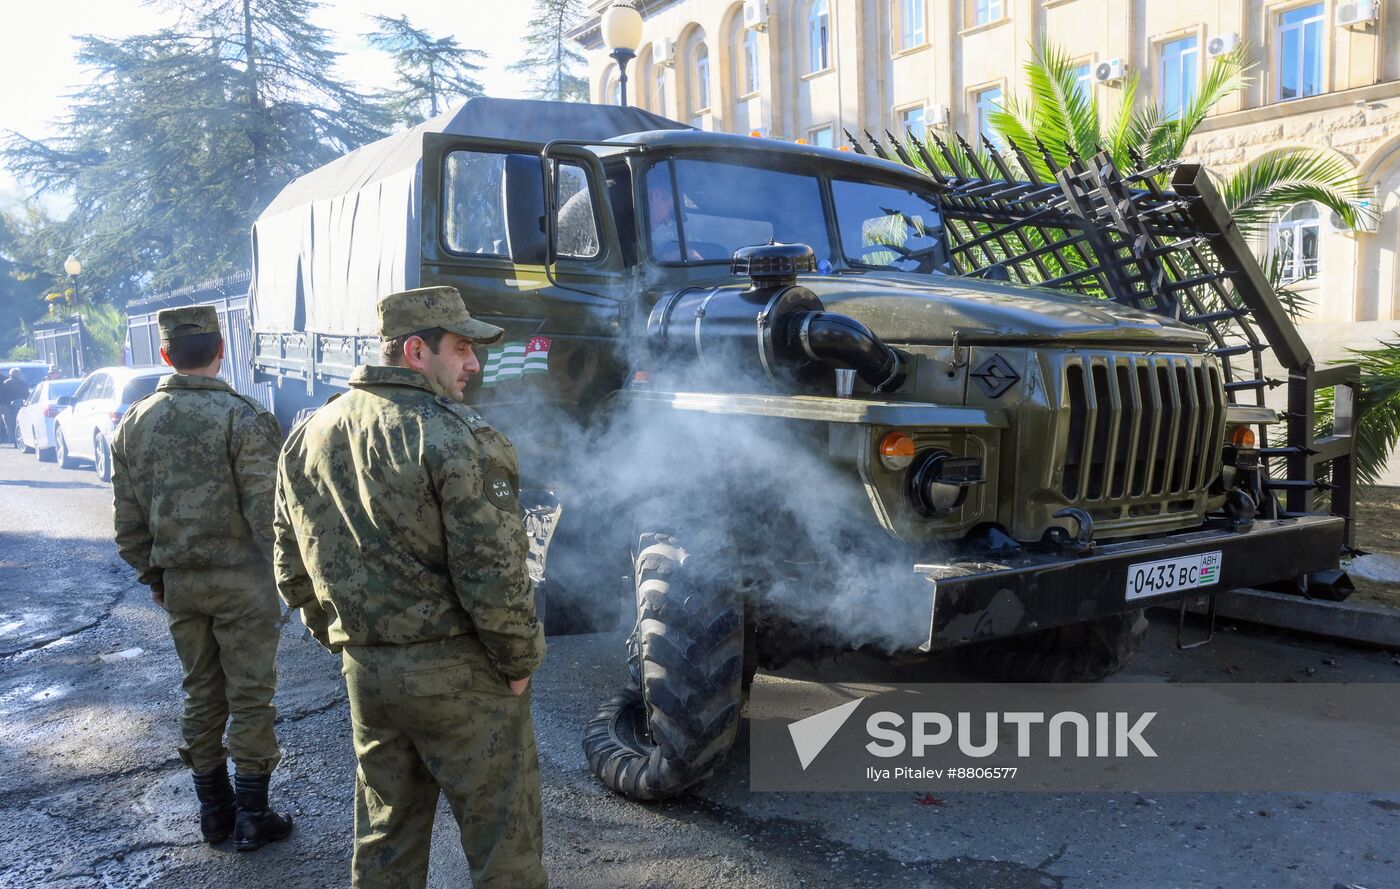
xmin=248 ymin=98 xmax=1356 ymax=801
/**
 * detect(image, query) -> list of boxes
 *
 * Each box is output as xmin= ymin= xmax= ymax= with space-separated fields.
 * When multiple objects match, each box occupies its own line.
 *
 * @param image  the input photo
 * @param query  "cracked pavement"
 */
xmin=2 ymin=447 xmax=1399 ymax=888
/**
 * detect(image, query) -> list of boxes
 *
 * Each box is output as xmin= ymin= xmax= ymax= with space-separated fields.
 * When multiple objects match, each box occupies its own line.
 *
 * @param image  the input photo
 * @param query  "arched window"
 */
xmin=693 ymin=43 xmax=711 ymax=114
xmin=742 ymin=28 xmax=761 ymax=95
xmin=609 ymin=76 xmax=623 ymax=106
xmin=808 ymin=0 xmax=831 ymax=73
xmin=1272 ymin=202 xmax=1321 ymax=282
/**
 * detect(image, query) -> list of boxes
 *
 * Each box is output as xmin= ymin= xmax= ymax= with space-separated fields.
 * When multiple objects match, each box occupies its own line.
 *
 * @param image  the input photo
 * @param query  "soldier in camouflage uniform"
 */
xmin=274 ymin=286 xmax=547 ymax=889
xmin=111 ymin=305 xmax=294 ymax=851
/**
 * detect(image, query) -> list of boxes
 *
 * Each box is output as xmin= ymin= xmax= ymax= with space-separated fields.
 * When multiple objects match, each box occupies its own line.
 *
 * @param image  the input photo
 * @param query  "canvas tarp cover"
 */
xmin=251 ymin=97 xmax=687 ymax=336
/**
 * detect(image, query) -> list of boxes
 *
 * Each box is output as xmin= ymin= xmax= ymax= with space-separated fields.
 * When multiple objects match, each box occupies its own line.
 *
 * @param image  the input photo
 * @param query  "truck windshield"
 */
xmin=644 ymin=159 xmax=831 ymax=266
xmin=831 ymin=178 xmax=949 ymax=274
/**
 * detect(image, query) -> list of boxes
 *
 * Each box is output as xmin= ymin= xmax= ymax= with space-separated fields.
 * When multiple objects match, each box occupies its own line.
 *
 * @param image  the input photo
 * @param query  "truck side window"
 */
xmin=443 ymin=150 xmax=600 ymax=262
xmin=443 ymin=151 xmax=511 ymax=256
xmin=554 ymin=164 xmax=600 ymax=259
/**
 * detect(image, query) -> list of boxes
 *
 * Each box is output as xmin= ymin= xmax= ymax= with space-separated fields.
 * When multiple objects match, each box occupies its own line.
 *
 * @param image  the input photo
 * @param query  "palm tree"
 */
xmin=985 ymin=40 xmax=1371 ymax=233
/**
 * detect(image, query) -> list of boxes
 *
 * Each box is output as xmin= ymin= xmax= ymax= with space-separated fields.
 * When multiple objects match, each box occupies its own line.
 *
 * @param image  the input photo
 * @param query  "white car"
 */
xmin=53 ymin=366 xmax=172 ymax=482
xmin=15 ymin=378 xmax=82 ymax=462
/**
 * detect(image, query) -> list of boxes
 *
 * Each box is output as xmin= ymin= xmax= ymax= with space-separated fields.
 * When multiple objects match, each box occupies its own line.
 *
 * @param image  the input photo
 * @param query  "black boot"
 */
xmin=233 ymin=773 xmax=294 ymax=852
xmin=191 ymin=766 xmax=236 ymax=844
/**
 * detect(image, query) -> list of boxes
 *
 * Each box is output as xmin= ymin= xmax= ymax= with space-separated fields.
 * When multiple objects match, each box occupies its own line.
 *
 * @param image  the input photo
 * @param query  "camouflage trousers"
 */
xmin=341 ymin=636 xmax=547 ymax=889
xmin=164 ymin=566 xmax=282 ymax=775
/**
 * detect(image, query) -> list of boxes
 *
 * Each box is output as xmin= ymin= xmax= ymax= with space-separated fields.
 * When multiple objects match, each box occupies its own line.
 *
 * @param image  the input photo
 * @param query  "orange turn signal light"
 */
xmin=1230 ymin=426 xmax=1257 ymax=449
xmin=880 ymin=431 xmax=917 ymax=470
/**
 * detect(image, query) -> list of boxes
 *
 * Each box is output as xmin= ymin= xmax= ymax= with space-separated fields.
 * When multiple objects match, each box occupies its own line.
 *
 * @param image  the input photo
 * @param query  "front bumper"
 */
xmin=917 ymin=515 xmax=1346 ymax=651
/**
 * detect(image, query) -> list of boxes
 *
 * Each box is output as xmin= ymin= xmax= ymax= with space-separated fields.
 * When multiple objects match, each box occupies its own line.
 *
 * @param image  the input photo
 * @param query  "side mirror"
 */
xmin=56 ymin=396 xmax=75 ymax=407
xmin=502 ymin=153 xmax=549 ymax=266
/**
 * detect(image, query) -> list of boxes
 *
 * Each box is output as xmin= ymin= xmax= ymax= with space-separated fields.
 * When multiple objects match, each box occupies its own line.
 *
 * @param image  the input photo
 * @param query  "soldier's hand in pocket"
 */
xmin=508 ymin=676 xmax=531 ymax=697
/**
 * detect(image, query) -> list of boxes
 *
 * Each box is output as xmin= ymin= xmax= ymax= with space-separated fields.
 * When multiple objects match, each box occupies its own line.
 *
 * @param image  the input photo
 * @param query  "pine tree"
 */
xmin=510 ymin=0 xmax=589 ymax=102
xmin=2 ymin=0 xmax=389 ymax=301
xmin=366 ymin=14 xmax=486 ymax=126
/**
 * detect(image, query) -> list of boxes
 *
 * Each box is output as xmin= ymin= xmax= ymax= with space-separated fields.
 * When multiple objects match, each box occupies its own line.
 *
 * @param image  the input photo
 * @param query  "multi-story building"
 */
xmin=573 ymin=1 xmax=1400 ymax=392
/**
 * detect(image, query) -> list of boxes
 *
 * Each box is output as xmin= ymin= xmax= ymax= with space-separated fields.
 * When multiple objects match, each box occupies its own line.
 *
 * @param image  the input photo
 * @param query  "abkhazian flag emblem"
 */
xmin=481 ymin=337 xmax=551 ymax=388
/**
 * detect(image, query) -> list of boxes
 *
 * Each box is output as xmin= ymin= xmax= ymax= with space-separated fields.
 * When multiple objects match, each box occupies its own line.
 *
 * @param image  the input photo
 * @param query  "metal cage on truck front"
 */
xmin=849 ymin=129 xmax=1358 ymax=552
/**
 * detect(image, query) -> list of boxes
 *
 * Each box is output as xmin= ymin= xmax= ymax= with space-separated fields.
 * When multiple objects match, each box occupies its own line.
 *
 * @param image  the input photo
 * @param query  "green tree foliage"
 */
xmin=2 ymin=0 xmax=388 ymax=305
xmin=510 ymin=0 xmax=588 ymax=102
xmin=0 ymin=206 xmax=68 ymax=350
xmin=365 ymin=14 xmax=486 ymax=126
xmin=79 ymin=302 xmax=129 ymax=368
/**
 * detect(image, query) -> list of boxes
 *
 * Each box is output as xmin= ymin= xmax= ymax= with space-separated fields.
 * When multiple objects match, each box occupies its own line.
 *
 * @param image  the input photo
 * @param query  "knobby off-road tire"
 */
xmin=965 ymin=610 xmax=1148 ymax=683
xmin=584 ymin=535 xmax=744 ymax=801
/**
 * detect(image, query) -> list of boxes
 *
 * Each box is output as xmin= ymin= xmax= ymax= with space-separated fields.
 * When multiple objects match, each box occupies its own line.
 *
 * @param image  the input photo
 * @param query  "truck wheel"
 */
xmin=583 ymin=535 xmax=744 ymax=800
xmin=965 ymin=610 xmax=1148 ymax=683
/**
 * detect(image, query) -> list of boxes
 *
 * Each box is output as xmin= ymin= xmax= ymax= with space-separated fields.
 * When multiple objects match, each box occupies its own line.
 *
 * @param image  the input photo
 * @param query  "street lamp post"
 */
xmin=63 ymin=255 xmax=84 ymax=375
xmin=602 ymin=1 xmax=644 ymax=107
xmin=64 ymin=254 xmax=81 ymax=305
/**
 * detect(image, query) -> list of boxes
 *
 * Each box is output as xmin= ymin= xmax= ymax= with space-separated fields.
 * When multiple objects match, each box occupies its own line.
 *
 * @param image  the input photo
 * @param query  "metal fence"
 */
xmin=125 ymin=272 xmax=271 ymax=410
xmin=32 ymin=318 xmax=87 ymax=378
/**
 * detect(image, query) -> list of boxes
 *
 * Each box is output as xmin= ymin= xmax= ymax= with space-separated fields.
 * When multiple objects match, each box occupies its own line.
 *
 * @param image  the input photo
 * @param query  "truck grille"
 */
xmin=1062 ymin=354 xmax=1225 ymax=504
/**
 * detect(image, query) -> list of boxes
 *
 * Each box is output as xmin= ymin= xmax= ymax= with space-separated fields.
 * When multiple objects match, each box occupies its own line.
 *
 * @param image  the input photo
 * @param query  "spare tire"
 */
xmin=583 ymin=534 xmax=744 ymax=800
xmin=964 ymin=610 xmax=1148 ymax=683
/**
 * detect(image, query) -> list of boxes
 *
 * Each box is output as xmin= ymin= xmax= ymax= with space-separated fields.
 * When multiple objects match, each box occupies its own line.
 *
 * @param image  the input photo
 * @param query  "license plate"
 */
xmin=1125 ymin=551 xmax=1223 ymax=600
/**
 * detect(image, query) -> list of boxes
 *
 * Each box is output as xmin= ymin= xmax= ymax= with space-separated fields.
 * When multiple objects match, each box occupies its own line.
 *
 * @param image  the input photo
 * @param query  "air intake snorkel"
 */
xmin=646 ymin=242 xmax=908 ymax=393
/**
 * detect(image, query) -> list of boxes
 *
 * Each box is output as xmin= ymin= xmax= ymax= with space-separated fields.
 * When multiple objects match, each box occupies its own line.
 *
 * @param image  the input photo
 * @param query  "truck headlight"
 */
xmin=907 ymin=450 xmax=984 ymax=517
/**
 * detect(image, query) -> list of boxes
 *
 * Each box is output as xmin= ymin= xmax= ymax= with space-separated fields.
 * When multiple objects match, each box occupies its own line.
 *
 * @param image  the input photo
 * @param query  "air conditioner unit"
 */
xmin=744 ymin=0 xmax=769 ymax=31
xmin=1094 ymin=59 xmax=1126 ymax=85
xmin=1207 ymin=32 xmax=1240 ymax=57
xmin=926 ymin=103 xmax=949 ymax=126
xmin=1334 ymin=203 xmax=1381 ymax=234
xmin=654 ymin=37 xmax=676 ymax=68
xmin=1336 ymin=0 xmax=1379 ymax=27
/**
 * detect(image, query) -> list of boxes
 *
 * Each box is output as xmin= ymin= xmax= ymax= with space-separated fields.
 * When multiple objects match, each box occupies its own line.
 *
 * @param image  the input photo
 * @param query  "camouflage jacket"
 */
xmin=273 ymin=365 xmax=544 ymax=679
xmin=111 ymin=374 xmax=283 ymax=587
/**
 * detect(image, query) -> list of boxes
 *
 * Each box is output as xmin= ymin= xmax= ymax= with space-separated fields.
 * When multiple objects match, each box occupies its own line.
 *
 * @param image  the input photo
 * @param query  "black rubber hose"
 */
xmin=789 ymin=311 xmax=907 ymax=392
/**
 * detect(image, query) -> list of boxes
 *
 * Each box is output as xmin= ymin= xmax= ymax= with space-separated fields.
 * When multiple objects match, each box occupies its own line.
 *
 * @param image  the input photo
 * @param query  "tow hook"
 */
xmin=1223 ymin=489 xmax=1256 ymax=532
xmin=1051 ymin=507 xmax=1095 ymax=555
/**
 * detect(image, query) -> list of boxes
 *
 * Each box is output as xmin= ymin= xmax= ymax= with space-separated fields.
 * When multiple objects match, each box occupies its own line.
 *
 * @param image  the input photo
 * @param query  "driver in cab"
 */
xmin=648 ymin=183 xmax=703 ymax=262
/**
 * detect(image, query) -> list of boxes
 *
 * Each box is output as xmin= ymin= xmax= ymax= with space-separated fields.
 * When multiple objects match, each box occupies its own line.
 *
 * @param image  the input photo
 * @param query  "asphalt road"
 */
xmin=2 ymin=445 xmax=1398 ymax=889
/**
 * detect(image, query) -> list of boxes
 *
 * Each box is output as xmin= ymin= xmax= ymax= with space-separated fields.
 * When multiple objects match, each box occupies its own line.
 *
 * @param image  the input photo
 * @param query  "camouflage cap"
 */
xmin=157 ymin=305 xmax=221 ymax=343
xmin=377 ymin=286 xmax=503 ymax=344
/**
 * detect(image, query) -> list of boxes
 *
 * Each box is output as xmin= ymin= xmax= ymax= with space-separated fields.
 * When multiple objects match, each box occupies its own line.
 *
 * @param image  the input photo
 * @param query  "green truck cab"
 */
xmin=250 ymin=98 xmax=1353 ymax=800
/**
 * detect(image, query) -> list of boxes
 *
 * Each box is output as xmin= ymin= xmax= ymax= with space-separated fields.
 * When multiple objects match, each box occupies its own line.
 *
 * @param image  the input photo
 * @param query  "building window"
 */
xmin=693 ymin=44 xmax=711 ymax=113
xmin=972 ymin=0 xmax=1004 ymax=27
xmin=1072 ymin=62 xmax=1093 ymax=101
xmin=743 ymin=28 xmax=761 ymax=95
xmin=1272 ymin=202 xmax=1321 ymax=282
xmin=654 ymin=67 xmax=667 ymax=116
xmin=609 ymin=77 xmax=622 ymax=107
xmin=1159 ymin=36 xmax=1199 ymax=119
xmin=809 ymin=125 xmax=835 ymax=148
xmin=1277 ymin=3 xmax=1324 ymax=101
xmin=808 ymin=0 xmax=831 ymax=73
xmin=974 ymin=86 xmax=1003 ymax=144
xmin=897 ymin=0 xmax=925 ymax=50
xmin=899 ymin=105 xmax=927 ymax=139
